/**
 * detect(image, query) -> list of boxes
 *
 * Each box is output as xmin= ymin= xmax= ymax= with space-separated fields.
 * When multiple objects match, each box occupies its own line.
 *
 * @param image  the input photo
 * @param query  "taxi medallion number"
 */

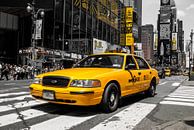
xmin=43 ymin=90 xmax=55 ymax=100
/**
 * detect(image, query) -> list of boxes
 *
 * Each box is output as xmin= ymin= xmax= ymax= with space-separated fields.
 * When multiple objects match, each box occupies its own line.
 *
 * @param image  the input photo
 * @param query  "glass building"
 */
xmin=0 ymin=0 xmax=141 ymax=66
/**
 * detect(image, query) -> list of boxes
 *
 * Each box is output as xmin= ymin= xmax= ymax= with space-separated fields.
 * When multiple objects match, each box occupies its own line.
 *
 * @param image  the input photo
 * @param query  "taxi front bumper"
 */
xmin=30 ymin=84 xmax=103 ymax=106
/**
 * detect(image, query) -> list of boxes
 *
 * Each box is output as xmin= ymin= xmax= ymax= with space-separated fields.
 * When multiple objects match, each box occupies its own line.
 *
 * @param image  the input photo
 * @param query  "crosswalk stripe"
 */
xmin=159 ymin=82 xmax=167 ymax=85
xmin=170 ymin=93 xmax=194 ymax=97
xmin=169 ymin=95 xmax=194 ymax=99
xmin=160 ymin=101 xmax=194 ymax=107
xmin=91 ymin=103 xmax=156 ymax=130
xmin=160 ymin=85 xmax=194 ymax=107
xmin=0 ymin=86 xmax=29 ymax=93
xmin=172 ymin=83 xmax=180 ymax=86
xmin=4 ymin=83 xmax=16 ymax=86
xmin=0 ymin=109 xmax=48 ymax=127
xmin=29 ymin=114 xmax=95 ymax=130
xmin=0 ymin=100 xmax=47 ymax=113
xmin=0 ymin=95 xmax=32 ymax=103
xmin=164 ymin=97 xmax=194 ymax=103
xmin=0 ymin=92 xmax=29 ymax=98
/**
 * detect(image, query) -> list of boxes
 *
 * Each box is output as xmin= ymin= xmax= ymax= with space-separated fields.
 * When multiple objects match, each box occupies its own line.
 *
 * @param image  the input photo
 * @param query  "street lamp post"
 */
xmin=26 ymin=0 xmax=44 ymax=66
xmin=189 ymin=29 xmax=193 ymax=81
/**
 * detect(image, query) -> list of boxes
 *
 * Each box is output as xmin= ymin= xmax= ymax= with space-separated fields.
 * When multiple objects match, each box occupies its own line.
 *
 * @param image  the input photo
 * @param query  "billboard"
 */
xmin=171 ymin=33 xmax=177 ymax=50
xmin=35 ymin=20 xmax=42 ymax=40
xmin=126 ymin=34 xmax=134 ymax=46
xmin=153 ymin=33 xmax=158 ymax=51
xmin=93 ymin=38 xmax=108 ymax=54
xmin=160 ymin=13 xmax=171 ymax=23
xmin=125 ymin=7 xmax=134 ymax=46
xmin=125 ymin=7 xmax=133 ymax=23
xmin=160 ymin=24 xmax=171 ymax=40
xmin=161 ymin=0 xmax=170 ymax=6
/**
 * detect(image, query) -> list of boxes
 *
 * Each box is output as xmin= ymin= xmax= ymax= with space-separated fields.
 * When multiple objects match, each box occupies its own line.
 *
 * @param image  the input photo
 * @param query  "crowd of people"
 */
xmin=0 ymin=63 xmax=64 ymax=81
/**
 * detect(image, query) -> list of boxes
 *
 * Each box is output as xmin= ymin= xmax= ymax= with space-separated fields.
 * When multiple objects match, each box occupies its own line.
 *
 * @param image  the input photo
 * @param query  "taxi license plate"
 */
xmin=43 ymin=90 xmax=55 ymax=100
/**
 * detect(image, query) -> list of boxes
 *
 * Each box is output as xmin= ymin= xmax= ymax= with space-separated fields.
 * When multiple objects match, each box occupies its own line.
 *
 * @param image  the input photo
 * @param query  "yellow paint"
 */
xmin=30 ymin=53 xmax=159 ymax=106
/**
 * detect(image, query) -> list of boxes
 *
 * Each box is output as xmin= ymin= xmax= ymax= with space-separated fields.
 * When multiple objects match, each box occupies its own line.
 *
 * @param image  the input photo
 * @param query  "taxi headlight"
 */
xmin=70 ymin=80 xmax=101 ymax=87
xmin=33 ymin=78 xmax=42 ymax=84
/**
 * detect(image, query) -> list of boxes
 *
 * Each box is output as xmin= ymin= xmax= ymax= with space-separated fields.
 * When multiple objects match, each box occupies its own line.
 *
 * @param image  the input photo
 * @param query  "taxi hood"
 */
xmin=37 ymin=68 xmax=122 ymax=79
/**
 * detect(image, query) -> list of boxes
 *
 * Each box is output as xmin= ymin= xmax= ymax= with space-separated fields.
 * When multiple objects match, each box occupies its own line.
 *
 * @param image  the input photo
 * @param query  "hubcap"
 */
xmin=151 ymin=85 xmax=155 ymax=95
xmin=110 ymin=93 xmax=115 ymax=103
xmin=109 ymin=92 xmax=116 ymax=107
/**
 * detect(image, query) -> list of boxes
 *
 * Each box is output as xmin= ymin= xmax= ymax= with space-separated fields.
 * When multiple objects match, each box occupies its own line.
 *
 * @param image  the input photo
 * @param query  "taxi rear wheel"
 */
xmin=146 ymin=81 xmax=156 ymax=97
xmin=101 ymin=83 xmax=119 ymax=113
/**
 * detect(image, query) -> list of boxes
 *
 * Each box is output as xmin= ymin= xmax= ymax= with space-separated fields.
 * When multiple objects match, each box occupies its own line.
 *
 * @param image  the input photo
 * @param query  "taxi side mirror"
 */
xmin=125 ymin=63 xmax=136 ymax=70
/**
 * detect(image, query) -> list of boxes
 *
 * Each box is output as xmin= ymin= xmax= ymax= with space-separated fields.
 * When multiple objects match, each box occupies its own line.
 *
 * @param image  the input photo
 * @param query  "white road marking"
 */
xmin=4 ymin=83 xmax=16 ymax=86
xmin=164 ymin=97 xmax=194 ymax=103
xmin=160 ymin=101 xmax=194 ymax=107
xmin=0 ymin=86 xmax=29 ymax=93
xmin=171 ymin=82 xmax=180 ymax=87
xmin=159 ymin=82 xmax=167 ymax=86
xmin=91 ymin=103 xmax=156 ymax=130
xmin=0 ymin=92 xmax=29 ymax=98
xmin=0 ymin=100 xmax=47 ymax=113
xmin=29 ymin=114 xmax=95 ymax=130
xmin=0 ymin=109 xmax=49 ymax=127
xmin=160 ymin=85 xmax=194 ymax=107
xmin=169 ymin=95 xmax=194 ymax=99
xmin=0 ymin=95 xmax=32 ymax=103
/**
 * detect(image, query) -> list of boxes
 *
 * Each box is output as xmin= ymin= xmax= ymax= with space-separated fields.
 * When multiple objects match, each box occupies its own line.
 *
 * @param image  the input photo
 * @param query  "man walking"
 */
xmin=1 ymin=64 xmax=9 ymax=80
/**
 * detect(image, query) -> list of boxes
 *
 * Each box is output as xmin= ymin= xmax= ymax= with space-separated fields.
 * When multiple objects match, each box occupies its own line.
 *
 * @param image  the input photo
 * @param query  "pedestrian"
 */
xmin=1 ymin=64 xmax=9 ymax=80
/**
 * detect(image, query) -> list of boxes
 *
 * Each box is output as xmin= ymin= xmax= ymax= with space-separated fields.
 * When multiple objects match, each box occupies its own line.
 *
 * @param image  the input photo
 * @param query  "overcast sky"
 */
xmin=142 ymin=0 xmax=194 ymax=41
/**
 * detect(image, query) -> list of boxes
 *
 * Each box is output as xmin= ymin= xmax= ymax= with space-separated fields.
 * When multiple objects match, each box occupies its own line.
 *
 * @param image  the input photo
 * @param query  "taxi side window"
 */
xmin=125 ymin=56 xmax=137 ymax=70
xmin=134 ymin=56 xmax=149 ymax=70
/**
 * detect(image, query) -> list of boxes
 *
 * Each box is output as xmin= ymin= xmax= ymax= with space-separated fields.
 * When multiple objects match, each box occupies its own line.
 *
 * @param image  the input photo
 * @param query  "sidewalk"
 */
xmin=182 ymin=80 xmax=194 ymax=86
xmin=159 ymin=79 xmax=194 ymax=130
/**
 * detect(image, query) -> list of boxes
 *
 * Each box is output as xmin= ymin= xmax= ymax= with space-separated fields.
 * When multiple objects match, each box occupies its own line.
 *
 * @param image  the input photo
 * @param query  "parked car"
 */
xmin=30 ymin=53 xmax=159 ymax=113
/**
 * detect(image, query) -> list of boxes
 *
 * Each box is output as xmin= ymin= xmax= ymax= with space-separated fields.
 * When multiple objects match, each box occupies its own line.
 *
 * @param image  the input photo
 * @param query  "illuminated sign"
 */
xmin=160 ymin=24 xmax=170 ymax=39
xmin=153 ymin=33 xmax=158 ymax=51
xmin=93 ymin=38 xmax=108 ymax=54
xmin=171 ymin=33 xmax=177 ymax=50
xmin=125 ymin=7 xmax=133 ymax=23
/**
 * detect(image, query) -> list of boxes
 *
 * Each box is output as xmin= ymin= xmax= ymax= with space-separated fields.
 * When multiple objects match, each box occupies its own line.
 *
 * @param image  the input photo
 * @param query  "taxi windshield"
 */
xmin=74 ymin=55 xmax=124 ymax=69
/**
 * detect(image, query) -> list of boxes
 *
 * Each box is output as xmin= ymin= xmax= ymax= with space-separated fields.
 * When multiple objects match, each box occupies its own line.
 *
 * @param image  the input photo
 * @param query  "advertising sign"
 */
xmin=153 ymin=33 xmax=158 ymax=51
xmin=161 ymin=0 xmax=170 ymax=6
xmin=125 ymin=7 xmax=133 ymax=23
xmin=35 ymin=20 xmax=42 ymax=40
xmin=125 ymin=7 xmax=134 ymax=46
xmin=160 ymin=24 xmax=171 ymax=40
xmin=126 ymin=34 xmax=134 ymax=46
xmin=171 ymin=33 xmax=177 ymax=50
xmin=93 ymin=38 xmax=108 ymax=54
xmin=160 ymin=13 xmax=171 ymax=23
xmin=160 ymin=42 xmax=164 ymax=56
xmin=120 ymin=34 xmax=125 ymax=46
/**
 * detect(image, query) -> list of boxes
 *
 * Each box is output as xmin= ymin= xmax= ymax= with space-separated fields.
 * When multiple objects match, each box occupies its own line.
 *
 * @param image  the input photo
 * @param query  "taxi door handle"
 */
xmin=150 ymin=71 xmax=152 ymax=74
xmin=138 ymin=72 xmax=141 ymax=75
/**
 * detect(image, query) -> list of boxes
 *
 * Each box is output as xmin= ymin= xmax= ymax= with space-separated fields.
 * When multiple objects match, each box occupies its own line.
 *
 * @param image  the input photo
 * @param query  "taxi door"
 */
xmin=124 ymin=55 xmax=142 ymax=95
xmin=134 ymin=56 xmax=151 ymax=91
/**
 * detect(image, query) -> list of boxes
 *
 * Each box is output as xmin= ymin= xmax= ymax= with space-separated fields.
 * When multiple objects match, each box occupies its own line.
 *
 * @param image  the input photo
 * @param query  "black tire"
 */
xmin=146 ymin=81 xmax=156 ymax=97
xmin=101 ymin=83 xmax=119 ymax=113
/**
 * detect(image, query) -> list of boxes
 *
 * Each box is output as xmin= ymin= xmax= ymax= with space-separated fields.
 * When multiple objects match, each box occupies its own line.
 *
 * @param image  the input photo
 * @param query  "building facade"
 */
xmin=141 ymin=24 xmax=154 ymax=63
xmin=0 ymin=0 xmax=142 ymax=66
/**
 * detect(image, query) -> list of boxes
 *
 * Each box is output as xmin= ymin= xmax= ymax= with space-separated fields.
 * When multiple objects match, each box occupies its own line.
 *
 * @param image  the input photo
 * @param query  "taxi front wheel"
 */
xmin=101 ymin=83 xmax=119 ymax=113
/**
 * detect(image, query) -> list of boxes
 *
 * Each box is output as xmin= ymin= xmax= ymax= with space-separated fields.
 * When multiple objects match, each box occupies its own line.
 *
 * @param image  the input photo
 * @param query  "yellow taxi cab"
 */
xmin=165 ymin=67 xmax=171 ymax=76
xmin=30 ymin=53 xmax=159 ymax=113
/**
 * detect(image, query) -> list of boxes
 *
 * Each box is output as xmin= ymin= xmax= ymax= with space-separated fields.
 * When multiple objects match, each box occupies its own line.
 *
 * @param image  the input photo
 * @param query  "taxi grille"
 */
xmin=42 ymin=76 xmax=70 ymax=87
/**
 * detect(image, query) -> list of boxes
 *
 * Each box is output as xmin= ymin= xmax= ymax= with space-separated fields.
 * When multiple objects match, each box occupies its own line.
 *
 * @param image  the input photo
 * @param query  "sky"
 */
xmin=142 ymin=0 xmax=194 ymax=41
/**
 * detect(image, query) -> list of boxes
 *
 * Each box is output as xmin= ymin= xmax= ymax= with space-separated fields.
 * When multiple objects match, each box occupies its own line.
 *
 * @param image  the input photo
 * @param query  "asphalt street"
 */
xmin=0 ymin=76 xmax=192 ymax=130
